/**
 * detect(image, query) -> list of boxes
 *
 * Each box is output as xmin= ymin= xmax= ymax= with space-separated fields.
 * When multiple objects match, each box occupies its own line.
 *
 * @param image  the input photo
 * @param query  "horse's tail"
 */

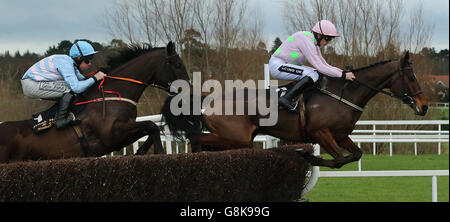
xmin=161 ymin=94 xmax=205 ymax=140
xmin=0 ymin=121 xmax=26 ymax=162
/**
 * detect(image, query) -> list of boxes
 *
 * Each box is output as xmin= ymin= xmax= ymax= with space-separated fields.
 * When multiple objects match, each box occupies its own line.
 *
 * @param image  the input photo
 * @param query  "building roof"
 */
xmin=426 ymin=75 xmax=449 ymax=86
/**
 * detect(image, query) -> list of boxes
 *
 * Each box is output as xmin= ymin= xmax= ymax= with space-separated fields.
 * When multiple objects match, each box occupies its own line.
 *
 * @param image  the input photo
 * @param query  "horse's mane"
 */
xmin=352 ymin=59 xmax=394 ymax=72
xmin=101 ymin=44 xmax=164 ymax=73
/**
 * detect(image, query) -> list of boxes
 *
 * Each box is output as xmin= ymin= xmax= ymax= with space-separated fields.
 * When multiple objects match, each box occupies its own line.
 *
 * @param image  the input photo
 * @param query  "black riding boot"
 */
xmin=55 ymin=93 xmax=74 ymax=129
xmin=279 ymin=77 xmax=314 ymax=110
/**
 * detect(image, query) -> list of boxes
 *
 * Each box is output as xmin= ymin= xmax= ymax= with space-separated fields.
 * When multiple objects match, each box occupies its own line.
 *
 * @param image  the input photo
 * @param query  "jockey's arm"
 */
xmin=298 ymin=38 xmax=343 ymax=78
xmin=75 ymin=69 xmax=87 ymax=81
xmin=56 ymin=59 xmax=95 ymax=94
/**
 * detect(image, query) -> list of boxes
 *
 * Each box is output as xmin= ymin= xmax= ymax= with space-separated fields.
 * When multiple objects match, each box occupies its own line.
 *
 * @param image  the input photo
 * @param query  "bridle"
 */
xmin=352 ymin=59 xmax=424 ymax=106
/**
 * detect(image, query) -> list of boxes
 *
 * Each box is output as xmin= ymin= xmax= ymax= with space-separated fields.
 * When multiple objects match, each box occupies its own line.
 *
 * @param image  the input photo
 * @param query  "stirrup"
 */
xmin=55 ymin=113 xmax=76 ymax=129
xmin=279 ymin=97 xmax=299 ymax=111
xmin=290 ymin=101 xmax=298 ymax=111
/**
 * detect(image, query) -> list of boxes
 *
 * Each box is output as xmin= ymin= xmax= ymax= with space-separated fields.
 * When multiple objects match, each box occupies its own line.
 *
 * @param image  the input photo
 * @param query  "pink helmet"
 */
xmin=312 ymin=20 xmax=339 ymax=37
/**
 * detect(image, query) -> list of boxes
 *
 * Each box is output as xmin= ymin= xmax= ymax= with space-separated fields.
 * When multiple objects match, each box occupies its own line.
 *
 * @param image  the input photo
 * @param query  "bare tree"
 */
xmin=104 ymin=0 xmax=138 ymax=44
xmin=134 ymin=0 xmax=159 ymax=46
xmin=406 ymin=2 xmax=434 ymax=54
xmin=238 ymin=5 xmax=264 ymax=50
xmin=283 ymin=0 xmax=314 ymax=34
xmin=193 ymin=0 xmax=214 ymax=75
xmin=212 ymin=0 xmax=247 ymax=72
xmin=104 ymin=0 xmax=195 ymax=50
xmin=168 ymin=0 xmax=195 ymax=51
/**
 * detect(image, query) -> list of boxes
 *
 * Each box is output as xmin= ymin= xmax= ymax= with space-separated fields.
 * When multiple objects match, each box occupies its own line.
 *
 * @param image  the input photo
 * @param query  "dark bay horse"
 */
xmin=162 ymin=52 xmax=428 ymax=168
xmin=0 ymin=41 xmax=190 ymax=163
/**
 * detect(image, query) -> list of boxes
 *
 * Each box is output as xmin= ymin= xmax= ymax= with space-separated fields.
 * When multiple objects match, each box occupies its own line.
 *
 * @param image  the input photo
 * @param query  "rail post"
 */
xmin=432 ymin=176 xmax=438 ymax=202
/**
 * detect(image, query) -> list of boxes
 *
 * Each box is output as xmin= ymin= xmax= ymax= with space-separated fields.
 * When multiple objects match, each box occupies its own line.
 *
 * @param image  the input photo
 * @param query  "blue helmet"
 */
xmin=69 ymin=41 xmax=98 ymax=58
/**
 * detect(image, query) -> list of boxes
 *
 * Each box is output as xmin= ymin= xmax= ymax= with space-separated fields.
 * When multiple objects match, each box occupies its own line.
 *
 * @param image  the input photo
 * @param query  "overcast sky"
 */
xmin=1 ymin=0 xmax=448 ymax=55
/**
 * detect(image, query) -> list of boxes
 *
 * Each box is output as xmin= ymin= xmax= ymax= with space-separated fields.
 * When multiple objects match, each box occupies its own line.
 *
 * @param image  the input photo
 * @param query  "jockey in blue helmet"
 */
xmin=21 ymin=41 xmax=107 ymax=128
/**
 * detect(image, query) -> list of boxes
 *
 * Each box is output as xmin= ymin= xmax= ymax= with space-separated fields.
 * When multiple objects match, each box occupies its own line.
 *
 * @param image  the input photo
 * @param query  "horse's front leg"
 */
xmin=299 ymin=129 xmax=354 ymax=168
xmin=337 ymin=136 xmax=363 ymax=162
xmin=131 ymin=121 xmax=164 ymax=155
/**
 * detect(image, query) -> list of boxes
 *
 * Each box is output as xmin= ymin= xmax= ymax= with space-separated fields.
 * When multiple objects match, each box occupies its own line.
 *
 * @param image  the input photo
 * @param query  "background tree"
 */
xmin=269 ymin=37 xmax=282 ymax=54
xmin=282 ymin=0 xmax=433 ymax=68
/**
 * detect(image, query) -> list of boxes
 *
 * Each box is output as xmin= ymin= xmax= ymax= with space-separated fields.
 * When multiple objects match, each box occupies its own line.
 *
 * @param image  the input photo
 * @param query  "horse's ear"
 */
xmin=404 ymin=51 xmax=410 ymax=62
xmin=167 ymin=41 xmax=176 ymax=56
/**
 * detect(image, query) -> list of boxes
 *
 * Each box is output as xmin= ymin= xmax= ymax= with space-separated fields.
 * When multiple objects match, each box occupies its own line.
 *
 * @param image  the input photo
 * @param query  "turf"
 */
xmin=303 ymin=154 xmax=449 ymax=202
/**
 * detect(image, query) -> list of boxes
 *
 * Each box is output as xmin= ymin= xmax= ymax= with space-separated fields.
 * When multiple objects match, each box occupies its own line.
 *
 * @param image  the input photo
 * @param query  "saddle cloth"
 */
xmin=31 ymin=102 xmax=84 ymax=134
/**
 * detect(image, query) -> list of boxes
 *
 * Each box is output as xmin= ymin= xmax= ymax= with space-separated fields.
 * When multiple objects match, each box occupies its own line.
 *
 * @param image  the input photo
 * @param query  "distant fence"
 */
xmin=429 ymin=102 xmax=449 ymax=108
xmin=351 ymin=120 xmax=449 ymax=156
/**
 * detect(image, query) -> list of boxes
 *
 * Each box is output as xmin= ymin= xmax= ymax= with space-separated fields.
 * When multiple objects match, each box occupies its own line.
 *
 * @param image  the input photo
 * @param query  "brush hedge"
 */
xmin=0 ymin=145 xmax=312 ymax=202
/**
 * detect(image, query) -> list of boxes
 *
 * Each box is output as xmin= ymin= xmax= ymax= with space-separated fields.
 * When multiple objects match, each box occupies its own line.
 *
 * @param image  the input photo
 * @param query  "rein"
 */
xmin=321 ymin=59 xmax=424 ymax=112
xmin=74 ymin=72 xmax=175 ymax=107
xmin=74 ymin=75 xmax=148 ymax=107
xmin=104 ymin=76 xmax=148 ymax=86
xmin=353 ymin=59 xmax=424 ymax=106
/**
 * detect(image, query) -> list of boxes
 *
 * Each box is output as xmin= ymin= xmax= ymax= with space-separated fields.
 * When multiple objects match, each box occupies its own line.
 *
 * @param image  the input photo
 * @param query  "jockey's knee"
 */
xmin=302 ymin=69 xmax=319 ymax=82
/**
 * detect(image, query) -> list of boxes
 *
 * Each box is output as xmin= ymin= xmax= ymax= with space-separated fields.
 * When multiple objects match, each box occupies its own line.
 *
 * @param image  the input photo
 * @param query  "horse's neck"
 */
xmin=327 ymin=62 xmax=397 ymax=108
xmin=99 ymin=59 xmax=153 ymax=101
xmin=107 ymin=76 xmax=147 ymax=101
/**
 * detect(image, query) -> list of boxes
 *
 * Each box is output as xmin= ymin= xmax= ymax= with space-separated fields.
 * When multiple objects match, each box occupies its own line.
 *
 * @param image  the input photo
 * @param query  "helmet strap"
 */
xmin=74 ymin=41 xmax=89 ymax=64
xmin=73 ymin=57 xmax=83 ymax=69
xmin=314 ymin=20 xmax=327 ymax=47
xmin=313 ymin=32 xmax=323 ymax=47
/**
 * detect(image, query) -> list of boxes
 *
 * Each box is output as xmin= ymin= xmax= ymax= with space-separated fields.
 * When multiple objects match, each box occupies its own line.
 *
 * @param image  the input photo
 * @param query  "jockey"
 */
xmin=21 ymin=41 xmax=107 ymax=128
xmin=269 ymin=20 xmax=356 ymax=109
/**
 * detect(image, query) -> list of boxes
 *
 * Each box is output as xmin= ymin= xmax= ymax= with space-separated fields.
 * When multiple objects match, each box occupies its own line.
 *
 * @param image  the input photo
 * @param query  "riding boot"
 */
xmin=55 ymin=93 xmax=75 ymax=129
xmin=279 ymin=77 xmax=314 ymax=110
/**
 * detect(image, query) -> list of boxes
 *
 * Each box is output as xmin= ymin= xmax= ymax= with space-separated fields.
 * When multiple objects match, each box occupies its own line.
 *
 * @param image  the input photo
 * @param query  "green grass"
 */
xmin=321 ymin=154 xmax=449 ymax=171
xmin=304 ymin=176 xmax=449 ymax=202
xmin=303 ymin=154 xmax=449 ymax=202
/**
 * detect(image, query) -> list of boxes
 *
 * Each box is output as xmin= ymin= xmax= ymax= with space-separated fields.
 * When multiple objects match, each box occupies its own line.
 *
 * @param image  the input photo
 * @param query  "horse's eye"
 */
xmin=407 ymin=73 xmax=417 ymax=81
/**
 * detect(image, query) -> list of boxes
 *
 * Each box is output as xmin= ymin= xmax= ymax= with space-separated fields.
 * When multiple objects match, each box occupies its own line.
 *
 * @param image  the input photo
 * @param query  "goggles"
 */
xmin=84 ymin=55 xmax=94 ymax=64
xmin=324 ymin=35 xmax=335 ymax=42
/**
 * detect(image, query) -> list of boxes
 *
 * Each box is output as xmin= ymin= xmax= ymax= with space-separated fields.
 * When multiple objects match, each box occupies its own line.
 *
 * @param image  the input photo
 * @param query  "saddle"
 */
xmin=31 ymin=97 xmax=86 ymax=134
xmin=275 ymin=75 xmax=327 ymax=108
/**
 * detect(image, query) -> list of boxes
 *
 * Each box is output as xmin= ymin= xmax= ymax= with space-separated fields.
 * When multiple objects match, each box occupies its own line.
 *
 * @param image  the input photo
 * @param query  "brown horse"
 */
xmin=161 ymin=52 xmax=428 ymax=168
xmin=0 ymin=42 xmax=190 ymax=163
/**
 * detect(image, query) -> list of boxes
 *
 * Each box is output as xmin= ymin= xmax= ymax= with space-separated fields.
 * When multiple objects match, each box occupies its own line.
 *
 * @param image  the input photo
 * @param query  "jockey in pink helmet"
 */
xmin=269 ymin=20 xmax=355 ymax=109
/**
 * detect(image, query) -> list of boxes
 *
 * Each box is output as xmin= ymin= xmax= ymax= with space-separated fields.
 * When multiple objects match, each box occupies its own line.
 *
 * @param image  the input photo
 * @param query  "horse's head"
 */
xmin=389 ymin=52 xmax=428 ymax=116
xmin=151 ymin=41 xmax=190 ymax=92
